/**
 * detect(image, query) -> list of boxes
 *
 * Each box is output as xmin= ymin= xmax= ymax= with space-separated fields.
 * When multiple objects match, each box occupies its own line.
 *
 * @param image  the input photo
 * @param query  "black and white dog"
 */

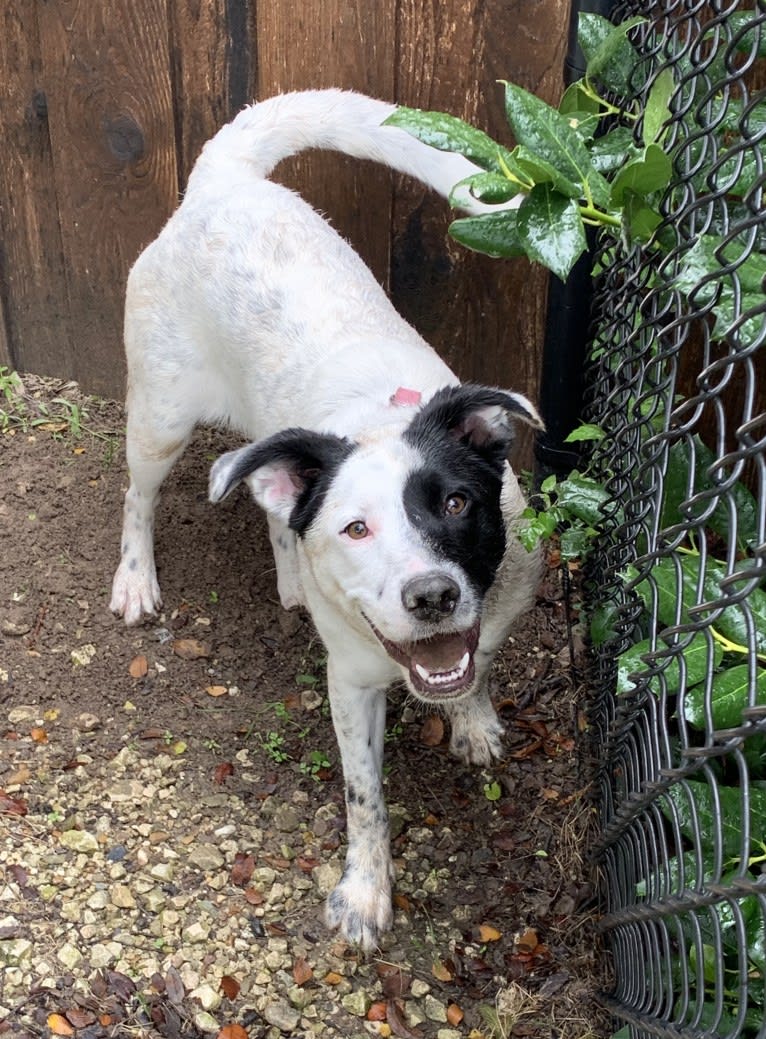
xmin=110 ymin=90 xmax=542 ymax=950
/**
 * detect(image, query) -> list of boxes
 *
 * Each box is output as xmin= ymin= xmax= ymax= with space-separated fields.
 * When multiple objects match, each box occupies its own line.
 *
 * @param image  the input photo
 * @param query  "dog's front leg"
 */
xmin=325 ymin=661 xmax=392 ymax=951
xmin=446 ymin=674 xmax=505 ymax=766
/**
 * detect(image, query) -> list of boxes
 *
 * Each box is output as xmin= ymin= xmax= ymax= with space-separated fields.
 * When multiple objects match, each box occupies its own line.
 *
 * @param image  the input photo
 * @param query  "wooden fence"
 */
xmin=0 ymin=0 xmax=569 ymax=422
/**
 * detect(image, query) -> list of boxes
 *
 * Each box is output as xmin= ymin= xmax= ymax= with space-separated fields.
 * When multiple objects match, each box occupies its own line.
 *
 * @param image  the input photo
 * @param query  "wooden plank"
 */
xmin=255 ymin=0 xmax=397 ymax=287
xmin=36 ymin=0 xmax=179 ymax=398
xmin=394 ymin=0 xmax=570 ymax=466
xmin=167 ymin=0 xmax=250 ymax=187
xmin=0 ymin=2 xmax=75 ymax=377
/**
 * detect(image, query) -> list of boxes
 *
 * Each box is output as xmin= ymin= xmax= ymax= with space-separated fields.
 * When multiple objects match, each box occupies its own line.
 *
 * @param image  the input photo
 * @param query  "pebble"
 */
xmin=188 ymin=843 xmax=225 ymax=871
xmin=264 ymin=1001 xmax=301 ymax=1032
xmin=59 ymin=829 xmax=99 ymax=854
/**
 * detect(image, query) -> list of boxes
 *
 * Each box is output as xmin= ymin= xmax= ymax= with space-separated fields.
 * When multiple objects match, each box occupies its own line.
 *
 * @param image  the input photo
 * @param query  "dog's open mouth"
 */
xmin=367 ymin=620 xmax=480 ymax=700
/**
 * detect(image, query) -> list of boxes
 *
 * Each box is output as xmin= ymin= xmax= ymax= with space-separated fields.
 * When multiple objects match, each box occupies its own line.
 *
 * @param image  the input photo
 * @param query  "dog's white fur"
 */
xmin=111 ymin=90 xmax=540 ymax=950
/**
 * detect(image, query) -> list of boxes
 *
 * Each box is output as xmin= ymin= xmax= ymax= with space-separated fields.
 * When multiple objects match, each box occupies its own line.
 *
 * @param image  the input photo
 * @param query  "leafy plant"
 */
xmin=386 ymin=13 xmax=764 ymax=334
xmin=518 ymin=423 xmax=609 ymax=561
xmin=391 ymin=10 xmax=765 ymax=1032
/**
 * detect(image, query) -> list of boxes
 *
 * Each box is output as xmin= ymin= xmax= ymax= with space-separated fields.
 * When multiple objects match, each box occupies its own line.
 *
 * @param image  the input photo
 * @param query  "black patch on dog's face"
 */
xmin=209 ymin=429 xmax=355 ymax=537
xmin=402 ymin=439 xmax=506 ymax=595
xmin=400 ymin=384 xmax=535 ymax=595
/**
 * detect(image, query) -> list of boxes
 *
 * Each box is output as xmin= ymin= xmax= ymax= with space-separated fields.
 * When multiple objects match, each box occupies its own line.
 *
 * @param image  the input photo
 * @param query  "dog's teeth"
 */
xmin=414 ymin=652 xmax=471 ymax=687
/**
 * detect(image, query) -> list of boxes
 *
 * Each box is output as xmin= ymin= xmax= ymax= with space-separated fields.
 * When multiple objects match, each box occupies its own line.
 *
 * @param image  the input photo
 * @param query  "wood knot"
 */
xmin=104 ymin=113 xmax=145 ymax=164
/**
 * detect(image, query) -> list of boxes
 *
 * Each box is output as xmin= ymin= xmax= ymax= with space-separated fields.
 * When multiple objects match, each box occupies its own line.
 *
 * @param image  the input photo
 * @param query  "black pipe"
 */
xmin=535 ymin=0 xmax=616 ymax=480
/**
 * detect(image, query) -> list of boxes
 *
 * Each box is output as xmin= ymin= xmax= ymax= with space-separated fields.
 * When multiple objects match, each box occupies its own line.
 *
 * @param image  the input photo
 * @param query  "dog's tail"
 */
xmin=190 ymin=89 xmax=512 ymax=213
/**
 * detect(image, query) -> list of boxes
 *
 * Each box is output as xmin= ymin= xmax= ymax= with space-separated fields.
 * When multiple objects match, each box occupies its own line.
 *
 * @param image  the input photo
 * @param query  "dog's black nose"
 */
xmin=402 ymin=574 xmax=460 ymax=621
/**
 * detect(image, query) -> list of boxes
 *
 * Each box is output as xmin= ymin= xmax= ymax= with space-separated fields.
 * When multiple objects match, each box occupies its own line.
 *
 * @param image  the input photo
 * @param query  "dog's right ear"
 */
xmin=209 ymin=429 xmax=354 ymax=531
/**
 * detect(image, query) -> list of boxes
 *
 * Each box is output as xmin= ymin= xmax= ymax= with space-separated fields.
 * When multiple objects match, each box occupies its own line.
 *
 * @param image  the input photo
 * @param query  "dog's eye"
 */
xmin=444 ymin=493 xmax=467 ymax=516
xmin=344 ymin=520 xmax=369 ymax=540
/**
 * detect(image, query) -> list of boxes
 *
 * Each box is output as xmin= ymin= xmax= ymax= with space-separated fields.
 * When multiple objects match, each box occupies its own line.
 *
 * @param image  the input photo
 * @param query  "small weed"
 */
xmin=209 ymin=590 xmax=220 ymax=605
xmin=483 ymin=780 xmax=502 ymax=802
xmin=299 ymin=749 xmax=332 ymax=781
xmin=258 ymin=730 xmax=290 ymax=764
xmin=385 ymin=722 xmax=404 ymax=742
xmin=50 ymin=396 xmax=87 ymax=438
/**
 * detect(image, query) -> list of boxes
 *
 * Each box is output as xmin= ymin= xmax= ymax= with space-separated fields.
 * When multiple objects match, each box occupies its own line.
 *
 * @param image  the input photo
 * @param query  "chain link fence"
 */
xmin=582 ymin=2 xmax=766 ymax=1036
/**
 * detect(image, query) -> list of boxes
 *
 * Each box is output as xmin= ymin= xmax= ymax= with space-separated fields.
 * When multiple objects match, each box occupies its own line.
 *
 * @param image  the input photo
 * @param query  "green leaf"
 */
xmin=610 ymin=143 xmax=672 ymax=205
xmin=683 ymin=664 xmax=766 ymax=730
xmin=517 ymin=185 xmax=587 ymax=282
xmin=631 ymin=553 xmax=766 ymax=656
xmin=559 ymin=524 xmax=595 ymax=562
xmin=503 ymin=82 xmax=599 ymax=198
xmin=518 ymin=509 xmax=559 ymax=552
xmin=643 ymin=68 xmax=674 ymax=146
xmin=590 ymin=601 xmax=619 ymax=648
xmin=622 ymin=189 xmax=662 ymax=242
xmin=559 ymin=82 xmax=601 ymax=117
xmin=448 ymin=210 xmax=525 ymax=259
xmin=449 ymin=171 xmax=522 ymax=208
xmin=555 ymin=471 xmax=609 ymax=527
xmin=702 ymin=559 xmax=766 ymax=657
xmin=513 ymin=146 xmax=582 ymax=199
xmin=672 ymin=234 xmax=766 ymax=344
xmin=617 ymin=632 xmax=722 ymax=696
xmin=564 ymin=422 xmax=605 ymax=443
xmin=711 ymin=12 xmax=766 ymax=60
xmin=588 ymin=126 xmax=638 ymax=174
xmin=663 ymin=779 xmax=766 ymax=859
xmin=578 ymin=14 xmax=645 ymax=96
xmin=384 ymin=107 xmax=515 ymax=173
xmin=661 ymin=435 xmax=759 ymax=552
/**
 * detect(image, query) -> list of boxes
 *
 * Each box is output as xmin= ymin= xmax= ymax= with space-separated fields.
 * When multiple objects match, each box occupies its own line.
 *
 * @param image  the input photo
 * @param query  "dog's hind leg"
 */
xmin=110 ymin=404 xmax=193 ymax=625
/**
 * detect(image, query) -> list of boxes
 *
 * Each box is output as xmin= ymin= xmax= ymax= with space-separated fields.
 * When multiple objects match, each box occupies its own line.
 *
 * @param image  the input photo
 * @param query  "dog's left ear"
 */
xmin=405 ymin=384 xmax=544 ymax=465
xmin=209 ymin=428 xmax=354 ymax=529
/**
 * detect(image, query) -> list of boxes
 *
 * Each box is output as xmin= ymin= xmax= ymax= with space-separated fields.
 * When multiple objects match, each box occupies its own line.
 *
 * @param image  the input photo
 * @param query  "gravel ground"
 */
xmin=0 ymin=376 xmax=610 ymax=1039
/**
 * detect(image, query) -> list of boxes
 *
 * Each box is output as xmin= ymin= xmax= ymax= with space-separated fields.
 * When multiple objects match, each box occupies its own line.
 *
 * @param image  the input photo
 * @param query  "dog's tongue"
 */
xmin=410 ymin=632 xmax=469 ymax=671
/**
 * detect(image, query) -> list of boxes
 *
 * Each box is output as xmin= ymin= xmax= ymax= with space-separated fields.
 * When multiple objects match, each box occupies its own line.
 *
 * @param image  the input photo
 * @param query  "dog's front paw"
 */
xmin=449 ymin=709 xmax=505 ymax=766
xmin=110 ymin=562 xmax=161 ymax=626
xmin=325 ymin=871 xmax=393 ymax=951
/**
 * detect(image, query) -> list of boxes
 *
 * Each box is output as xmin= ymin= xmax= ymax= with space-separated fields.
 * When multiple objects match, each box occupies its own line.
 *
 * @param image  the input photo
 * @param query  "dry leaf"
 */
xmin=231 ymin=852 xmax=255 ymax=887
xmin=541 ymin=787 xmax=560 ymax=800
xmin=515 ymin=927 xmax=539 ymax=953
xmin=206 ymin=684 xmax=228 ymax=697
xmin=214 ymin=762 xmax=234 ymax=785
xmin=172 ymin=638 xmax=210 ymax=660
xmin=129 ymin=654 xmax=148 ymax=678
xmin=64 ymin=1009 xmax=96 ymax=1029
xmin=393 ymin=893 xmax=412 ymax=913
xmin=447 ymin=1004 xmax=464 ymax=1026
xmin=292 ymin=956 xmax=313 ymax=986
xmin=6 ymin=764 xmax=31 ymax=786
xmin=46 ymin=1014 xmax=75 ymax=1036
xmin=323 ymin=971 xmax=343 ymax=985
xmin=0 ymin=790 xmax=28 ymax=816
xmin=419 ymin=714 xmax=444 ymax=747
xmin=219 ymin=975 xmax=240 ymax=1000
xmin=164 ymin=965 xmax=185 ymax=1005
xmin=367 ymin=1001 xmax=388 ymax=1021
xmin=30 ymin=727 xmax=48 ymax=743
xmin=243 ymin=886 xmax=264 ymax=905
xmin=431 ymin=959 xmax=453 ymax=982
xmin=479 ymin=923 xmax=502 ymax=942
xmin=216 ymin=1026 xmax=249 ymax=1039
